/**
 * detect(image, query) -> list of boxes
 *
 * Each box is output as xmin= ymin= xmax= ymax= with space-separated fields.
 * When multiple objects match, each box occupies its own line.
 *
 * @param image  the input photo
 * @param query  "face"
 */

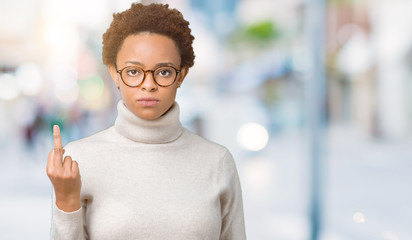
xmin=109 ymin=32 xmax=188 ymax=120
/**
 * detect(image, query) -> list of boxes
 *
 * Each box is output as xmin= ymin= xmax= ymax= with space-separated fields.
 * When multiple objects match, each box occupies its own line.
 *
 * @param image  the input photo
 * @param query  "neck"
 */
xmin=114 ymin=100 xmax=183 ymax=144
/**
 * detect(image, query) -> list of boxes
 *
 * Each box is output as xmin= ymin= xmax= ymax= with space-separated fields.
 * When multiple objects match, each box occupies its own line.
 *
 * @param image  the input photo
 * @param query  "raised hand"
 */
xmin=46 ymin=125 xmax=82 ymax=212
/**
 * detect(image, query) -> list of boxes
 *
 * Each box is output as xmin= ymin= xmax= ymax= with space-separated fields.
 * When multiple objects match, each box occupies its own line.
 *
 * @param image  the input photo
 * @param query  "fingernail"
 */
xmin=54 ymin=125 xmax=58 ymax=132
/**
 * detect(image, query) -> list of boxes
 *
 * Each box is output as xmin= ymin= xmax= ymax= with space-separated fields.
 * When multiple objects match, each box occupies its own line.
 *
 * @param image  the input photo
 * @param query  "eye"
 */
xmin=126 ymin=68 xmax=142 ymax=77
xmin=156 ymin=68 xmax=172 ymax=77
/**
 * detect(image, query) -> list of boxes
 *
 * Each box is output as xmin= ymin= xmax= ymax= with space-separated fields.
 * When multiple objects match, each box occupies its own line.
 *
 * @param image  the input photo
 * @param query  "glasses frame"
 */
xmin=116 ymin=65 xmax=181 ymax=88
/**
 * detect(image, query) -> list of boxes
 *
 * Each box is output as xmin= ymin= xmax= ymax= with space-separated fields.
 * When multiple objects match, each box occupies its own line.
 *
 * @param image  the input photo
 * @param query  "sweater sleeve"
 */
xmin=50 ymin=190 xmax=87 ymax=240
xmin=219 ymin=150 xmax=247 ymax=240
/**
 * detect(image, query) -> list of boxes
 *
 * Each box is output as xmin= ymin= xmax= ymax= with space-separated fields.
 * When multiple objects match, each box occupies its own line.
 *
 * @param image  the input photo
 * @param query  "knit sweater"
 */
xmin=50 ymin=100 xmax=246 ymax=240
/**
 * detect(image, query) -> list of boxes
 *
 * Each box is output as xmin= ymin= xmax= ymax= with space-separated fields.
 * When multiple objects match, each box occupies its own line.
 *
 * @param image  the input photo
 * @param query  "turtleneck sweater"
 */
xmin=50 ymin=100 xmax=246 ymax=240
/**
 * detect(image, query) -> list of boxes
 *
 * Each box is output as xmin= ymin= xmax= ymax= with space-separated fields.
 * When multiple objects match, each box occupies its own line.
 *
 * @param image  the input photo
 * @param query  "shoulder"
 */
xmin=181 ymin=130 xmax=240 ymax=185
xmin=180 ymin=128 xmax=235 ymax=165
xmin=181 ymin=128 xmax=228 ymax=153
xmin=179 ymin=128 xmax=239 ymax=181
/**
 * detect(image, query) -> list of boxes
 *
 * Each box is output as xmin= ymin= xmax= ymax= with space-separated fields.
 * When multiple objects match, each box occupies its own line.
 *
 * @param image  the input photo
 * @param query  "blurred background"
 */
xmin=0 ymin=0 xmax=411 ymax=239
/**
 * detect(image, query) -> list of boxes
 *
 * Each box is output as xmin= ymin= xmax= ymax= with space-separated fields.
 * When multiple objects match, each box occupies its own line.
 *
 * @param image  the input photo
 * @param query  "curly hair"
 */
xmin=102 ymin=3 xmax=195 ymax=68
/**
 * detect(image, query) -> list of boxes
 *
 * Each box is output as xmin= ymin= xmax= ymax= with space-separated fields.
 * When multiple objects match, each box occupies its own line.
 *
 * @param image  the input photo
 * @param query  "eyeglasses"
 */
xmin=116 ymin=65 xmax=181 ymax=88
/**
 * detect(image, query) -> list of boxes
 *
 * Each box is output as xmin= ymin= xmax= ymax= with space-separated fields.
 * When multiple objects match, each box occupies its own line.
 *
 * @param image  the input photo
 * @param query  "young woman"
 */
xmin=47 ymin=3 xmax=246 ymax=239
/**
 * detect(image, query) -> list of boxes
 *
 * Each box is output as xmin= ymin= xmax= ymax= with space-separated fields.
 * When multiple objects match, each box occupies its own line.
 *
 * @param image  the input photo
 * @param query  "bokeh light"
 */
xmin=54 ymin=83 xmax=79 ymax=104
xmin=79 ymin=74 xmax=104 ymax=101
xmin=0 ymin=73 xmax=20 ymax=100
xmin=237 ymin=122 xmax=269 ymax=151
xmin=51 ymin=65 xmax=77 ymax=90
xmin=353 ymin=212 xmax=366 ymax=224
xmin=78 ymin=74 xmax=106 ymax=110
xmin=15 ymin=63 xmax=43 ymax=96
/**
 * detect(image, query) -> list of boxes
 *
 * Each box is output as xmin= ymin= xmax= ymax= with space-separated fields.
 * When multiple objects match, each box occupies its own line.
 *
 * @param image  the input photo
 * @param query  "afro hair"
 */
xmin=102 ymin=3 xmax=195 ymax=68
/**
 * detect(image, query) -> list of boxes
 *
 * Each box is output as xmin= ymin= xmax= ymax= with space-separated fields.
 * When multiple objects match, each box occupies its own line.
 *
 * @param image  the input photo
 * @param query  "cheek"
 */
xmin=166 ymin=87 xmax=178 ymax=99
xmin=119 ymin=87 xmax=134 ymax=101
xmin=159 ymin=89 xmax=178 ymax=107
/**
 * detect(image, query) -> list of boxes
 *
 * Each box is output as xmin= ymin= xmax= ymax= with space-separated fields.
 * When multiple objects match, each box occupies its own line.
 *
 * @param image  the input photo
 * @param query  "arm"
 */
xmin=219 ymin=151 xmax=247 ymax=240
xmin=50 ymin=191 xmax=87 ymax=240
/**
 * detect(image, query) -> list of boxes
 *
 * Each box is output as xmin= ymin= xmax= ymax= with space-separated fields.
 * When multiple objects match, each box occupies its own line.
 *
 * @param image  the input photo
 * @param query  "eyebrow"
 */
xmin=124 ymin=61 xmax=178 ymax=68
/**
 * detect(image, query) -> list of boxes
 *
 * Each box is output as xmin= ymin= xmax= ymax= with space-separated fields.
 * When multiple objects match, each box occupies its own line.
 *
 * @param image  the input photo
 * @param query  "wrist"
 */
xmin=55 ymin=192 xmax=81 ymax=212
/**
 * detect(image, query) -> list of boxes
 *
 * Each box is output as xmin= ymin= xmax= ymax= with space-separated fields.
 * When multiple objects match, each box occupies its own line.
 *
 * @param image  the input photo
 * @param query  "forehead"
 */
xmin=116 ymin=32 xmax=181 ymax=67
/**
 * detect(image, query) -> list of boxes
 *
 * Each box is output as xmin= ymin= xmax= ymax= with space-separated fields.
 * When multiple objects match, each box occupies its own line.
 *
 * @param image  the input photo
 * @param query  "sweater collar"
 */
xmin=114 ymin=100 xmax=183 ymax=144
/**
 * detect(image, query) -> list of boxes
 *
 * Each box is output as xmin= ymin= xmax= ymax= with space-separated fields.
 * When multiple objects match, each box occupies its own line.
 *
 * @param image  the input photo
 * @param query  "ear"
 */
xmin=108 ymin=65 xmax=120 ymax=89
xmin=177 ymin=67 xmax=189 ymax=88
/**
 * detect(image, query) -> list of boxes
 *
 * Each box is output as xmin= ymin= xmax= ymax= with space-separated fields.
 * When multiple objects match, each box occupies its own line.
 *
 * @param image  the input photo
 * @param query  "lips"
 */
xmin=137 ymin=97 xmax=159 ymax=107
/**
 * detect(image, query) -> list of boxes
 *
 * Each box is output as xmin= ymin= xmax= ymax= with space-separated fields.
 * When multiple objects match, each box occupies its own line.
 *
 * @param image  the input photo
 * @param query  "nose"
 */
xmin=140 ymin=70 xmax=158 ymax=92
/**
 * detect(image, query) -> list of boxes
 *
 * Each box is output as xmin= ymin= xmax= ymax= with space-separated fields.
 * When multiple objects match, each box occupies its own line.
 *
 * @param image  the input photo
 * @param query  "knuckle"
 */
xmin=53 ymin=148 xmax=61 ymax=156
xmin=50 ymin=169 xmax=63 ymax=177
xmin=61 ymin=175 xmax=70 ymax=181
xmin=62 ymin=171 xmax=76 ymax=180
xmin=47 ymin=171 xmax=58 ymax=179
xmin=61 ymin=171 xmax=70 ymax=179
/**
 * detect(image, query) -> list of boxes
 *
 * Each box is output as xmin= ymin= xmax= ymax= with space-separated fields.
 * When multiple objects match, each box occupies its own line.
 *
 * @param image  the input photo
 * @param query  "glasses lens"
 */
xmin=154 ymin=67 xmax=177 ymax=86
xmin=122 ymin=67 xmax=144 ymax=86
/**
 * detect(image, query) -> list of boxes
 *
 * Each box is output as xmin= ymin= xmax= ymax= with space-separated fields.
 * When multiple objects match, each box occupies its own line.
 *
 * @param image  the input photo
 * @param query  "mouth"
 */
xmin=137 ymin=97 xmax=160 ymax=107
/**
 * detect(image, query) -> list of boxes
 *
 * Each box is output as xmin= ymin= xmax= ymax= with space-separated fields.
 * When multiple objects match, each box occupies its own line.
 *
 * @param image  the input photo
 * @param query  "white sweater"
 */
xmin=50 ymin=100 xmax=246 ymax=240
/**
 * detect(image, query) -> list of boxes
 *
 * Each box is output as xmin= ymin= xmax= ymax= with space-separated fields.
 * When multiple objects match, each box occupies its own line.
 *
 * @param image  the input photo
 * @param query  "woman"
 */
xmin=47 ymin=3 xmax=246 ymax=240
